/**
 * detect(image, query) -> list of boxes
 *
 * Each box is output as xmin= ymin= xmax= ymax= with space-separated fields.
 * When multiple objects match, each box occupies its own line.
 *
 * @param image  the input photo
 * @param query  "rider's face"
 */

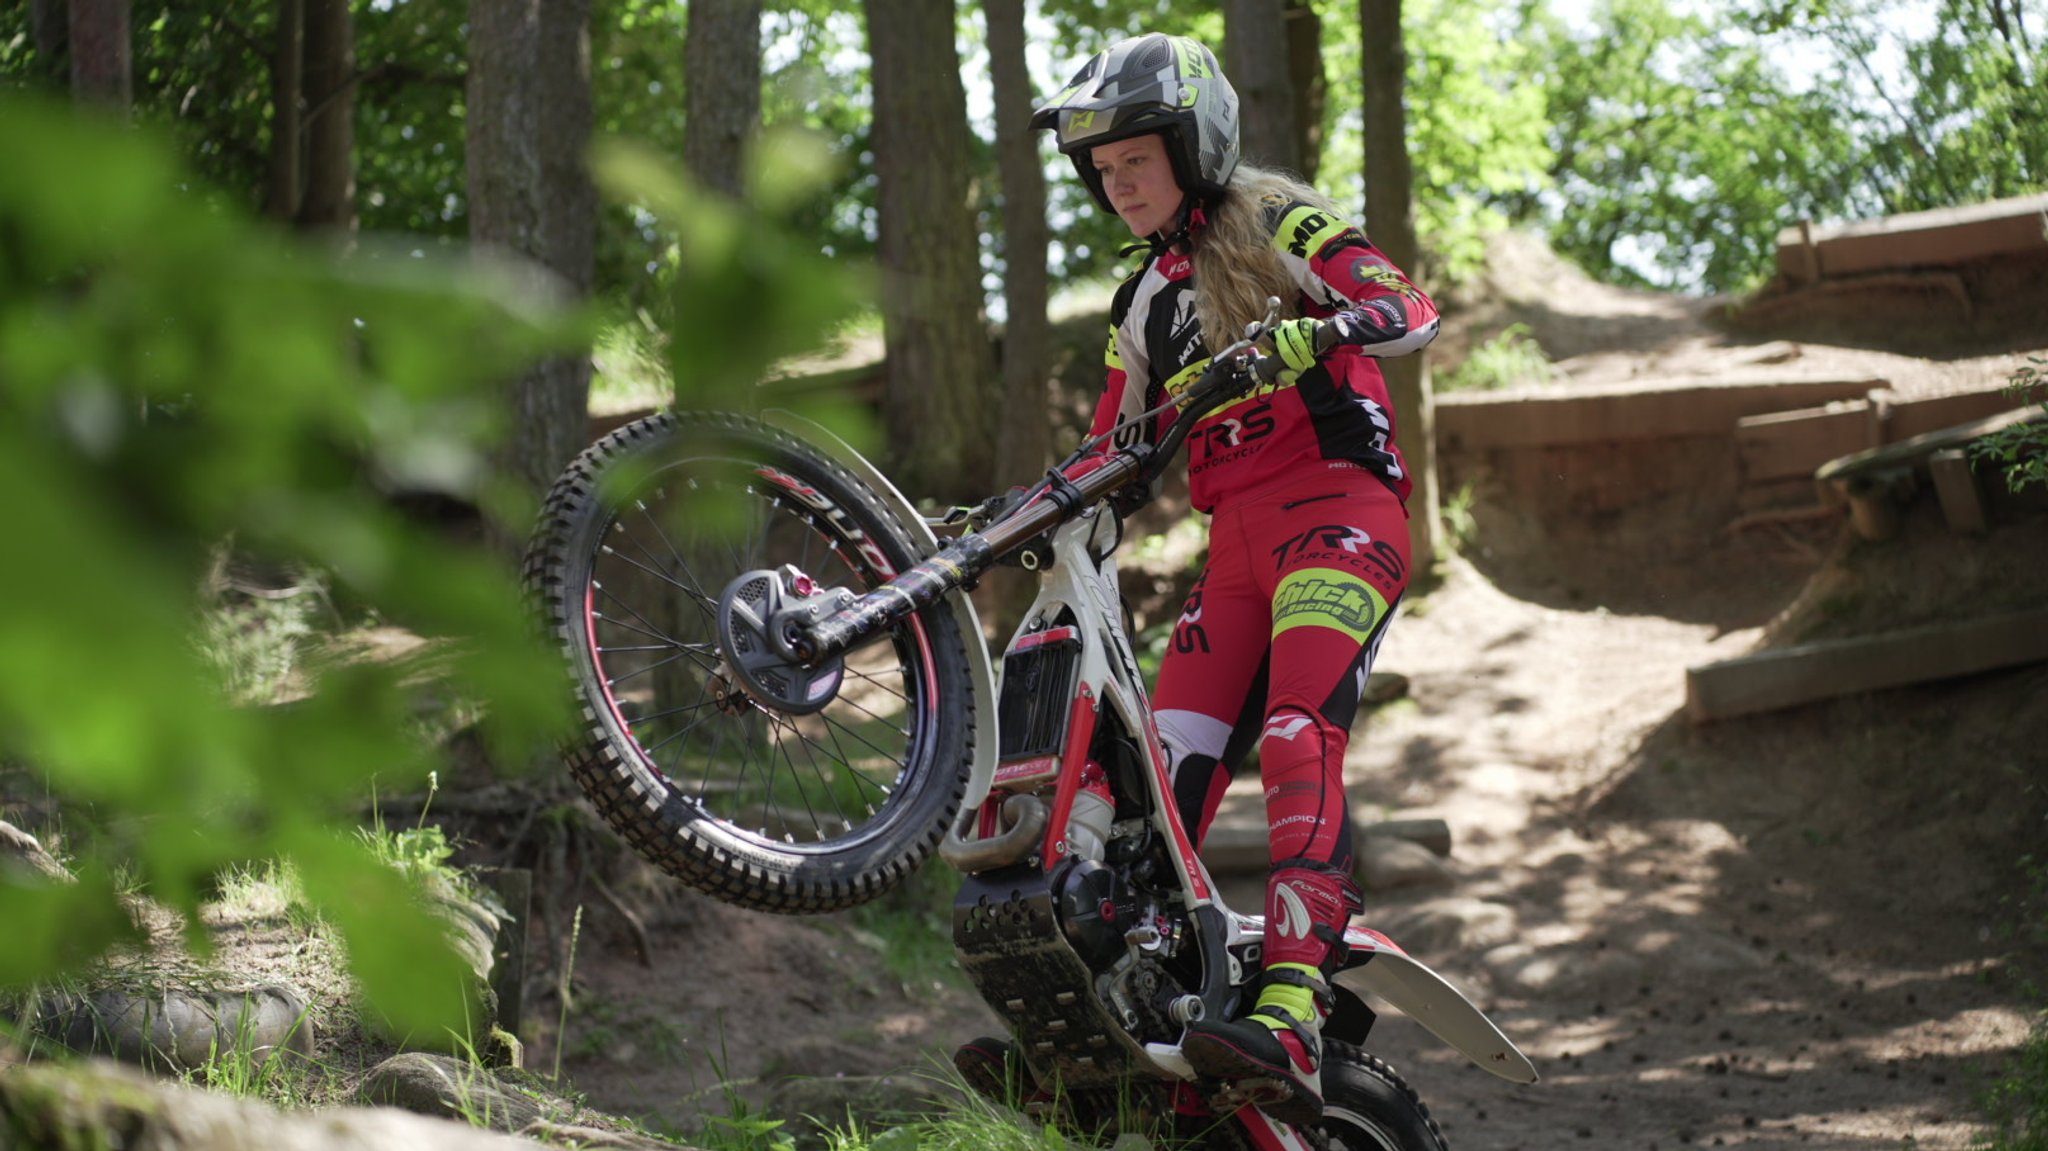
xmin=1091 ymin=134 xmax=1182 ymax=240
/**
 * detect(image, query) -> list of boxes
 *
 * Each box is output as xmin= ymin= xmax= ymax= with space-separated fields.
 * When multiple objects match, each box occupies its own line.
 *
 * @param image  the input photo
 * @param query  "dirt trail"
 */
xmin=548 ymin=231 xmax=2048 ymax=1150
xmin=1343 ymin=547 xmax=2044 ymax=1150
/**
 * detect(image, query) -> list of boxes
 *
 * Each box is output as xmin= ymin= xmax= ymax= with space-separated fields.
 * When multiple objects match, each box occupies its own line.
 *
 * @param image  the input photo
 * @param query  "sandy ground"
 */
xmin=536 ymin=233 xmax=2048 ymax=1150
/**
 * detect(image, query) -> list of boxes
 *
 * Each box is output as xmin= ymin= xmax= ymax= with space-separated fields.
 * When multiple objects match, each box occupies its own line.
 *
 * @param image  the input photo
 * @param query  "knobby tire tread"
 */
xmin=521 ymin=411 xmax=977 ymax=915
xmin=1316 ymin=1041 xmax=1449 ymax=1151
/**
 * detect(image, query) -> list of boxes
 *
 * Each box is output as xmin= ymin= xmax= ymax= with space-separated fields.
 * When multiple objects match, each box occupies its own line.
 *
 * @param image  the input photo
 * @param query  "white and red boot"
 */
xmin=1181 ymin=863 xmax=1359 ymax=1126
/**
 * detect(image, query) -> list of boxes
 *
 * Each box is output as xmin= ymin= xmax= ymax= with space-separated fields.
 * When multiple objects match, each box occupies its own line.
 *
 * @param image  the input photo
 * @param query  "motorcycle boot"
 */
xmin=1182 ymin=862 xmax=1359 ymax=1126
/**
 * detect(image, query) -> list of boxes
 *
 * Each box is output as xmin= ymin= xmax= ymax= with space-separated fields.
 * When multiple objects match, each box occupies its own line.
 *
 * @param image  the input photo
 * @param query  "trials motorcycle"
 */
xmin=523 ymin=304 xmax=1536 ymax=1150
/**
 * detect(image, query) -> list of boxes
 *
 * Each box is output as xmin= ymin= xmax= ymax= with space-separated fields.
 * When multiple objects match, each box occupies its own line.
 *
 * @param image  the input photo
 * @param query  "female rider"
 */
xmin=976 ymin=32 xmax=1440 ymax=1126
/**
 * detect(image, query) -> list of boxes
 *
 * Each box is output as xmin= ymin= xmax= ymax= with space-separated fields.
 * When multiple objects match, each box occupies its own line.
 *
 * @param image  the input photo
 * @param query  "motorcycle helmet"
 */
xmin=1029 ymin=33 xmax=1241 ymax=215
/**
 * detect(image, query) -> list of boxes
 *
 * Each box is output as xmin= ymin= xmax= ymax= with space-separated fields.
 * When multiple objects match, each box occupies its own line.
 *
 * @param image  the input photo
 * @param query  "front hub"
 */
xmin=716 ymin=565 xmax=849 ymax=715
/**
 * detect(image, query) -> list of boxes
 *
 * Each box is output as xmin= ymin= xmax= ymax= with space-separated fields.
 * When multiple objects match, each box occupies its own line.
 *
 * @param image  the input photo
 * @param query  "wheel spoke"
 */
xmin=567 ymin=443 xmax=947 ymax=865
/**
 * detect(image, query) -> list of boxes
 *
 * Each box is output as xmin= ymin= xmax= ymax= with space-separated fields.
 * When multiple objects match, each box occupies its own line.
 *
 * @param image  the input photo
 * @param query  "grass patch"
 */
xmin=1439 ymin=322 xmax=1556 ymax=392
xmin=839 ymin=862 xmax=968 ymax=992
xmin=1977 ymin=854 xmax=2048 ymax=1150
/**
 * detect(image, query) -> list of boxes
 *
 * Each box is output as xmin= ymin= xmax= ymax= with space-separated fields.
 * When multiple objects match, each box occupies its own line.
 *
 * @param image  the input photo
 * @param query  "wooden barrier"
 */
xmin=1734 ymin=388 xmax=2030 ymax=486
xmin=1686 ymin=607 xmax=2048 ymax=722
xmin=1776 ymin=192 xmax=2048 ymax=283
xmin=1436 ymin=376 xmax=1884 ymax=451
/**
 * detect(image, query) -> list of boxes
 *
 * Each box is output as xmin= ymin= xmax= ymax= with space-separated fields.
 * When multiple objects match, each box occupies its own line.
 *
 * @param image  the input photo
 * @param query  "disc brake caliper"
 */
xmin=716 ymin=565 xmax=852 ymax=715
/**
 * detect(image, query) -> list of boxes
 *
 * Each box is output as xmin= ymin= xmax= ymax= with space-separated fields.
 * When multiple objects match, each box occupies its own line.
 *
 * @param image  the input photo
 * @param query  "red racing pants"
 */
xmin=1154 ymin=467 xmax=1409 ymax=958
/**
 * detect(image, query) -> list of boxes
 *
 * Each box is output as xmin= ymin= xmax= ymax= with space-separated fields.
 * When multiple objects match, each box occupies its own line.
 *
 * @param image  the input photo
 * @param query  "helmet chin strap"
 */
xmin=1122 ymin=194 xmax=1206 ymax=258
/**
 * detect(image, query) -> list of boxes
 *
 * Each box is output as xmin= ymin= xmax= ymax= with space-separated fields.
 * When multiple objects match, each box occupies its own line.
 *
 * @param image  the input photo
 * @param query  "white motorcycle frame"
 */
xmin=772 ymin=408 xmax=1536 ymax=1104
xmin=995 ymin=506 xmax=1537 ymax=1090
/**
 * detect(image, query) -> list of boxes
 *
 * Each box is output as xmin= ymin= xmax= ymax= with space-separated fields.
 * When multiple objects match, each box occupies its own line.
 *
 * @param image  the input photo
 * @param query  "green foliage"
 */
xmin=0 ymin=94 xmax=576 ymax=1038
xmin=1981 ymin=1024 xmax=2048 ymax=1151
xmin=1515 ymin=0 xmax=2048 ymax=292
xmin=1442 ymin=480 xmax=1480 ymax=556
xmin=1398 ymin=0 xmax=1556 ymax=281
xmin=1971 ymin=358 xmax=2048 ymax=495
xmin=194 ymin=565 xmax=336 ymax=706
xmin=1438 ymin=322 xmax=1556 ymax=392
xmin=592 ymin=129 xmax=872 ymax=428
xmin=1519 ymin=0 xmax=1871 ymax=292
xmin=843 ymin=859 xmax=967 ymax=991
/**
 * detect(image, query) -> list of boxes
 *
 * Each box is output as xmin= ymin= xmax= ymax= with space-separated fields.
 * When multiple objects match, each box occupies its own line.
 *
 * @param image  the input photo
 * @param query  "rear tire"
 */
xmin=522 ymin=411 xmax=976 ymax=913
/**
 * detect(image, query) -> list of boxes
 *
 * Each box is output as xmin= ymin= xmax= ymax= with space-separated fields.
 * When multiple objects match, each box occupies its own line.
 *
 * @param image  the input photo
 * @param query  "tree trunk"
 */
xmin=265 ymin=0 xmax=305 ymax=223
xmin=298 ymin=0 xmax=355 ymax=231
xmin=985 ymin=0 xmax=1049 ymax=487
xmin=865 ymin=0 xmax=999 ymax=503
xmin=683 ymin=0 xmax=762 ymax=201
xmin=1225 ymin=0 xmax=1298 ymax=173
xmin=1285 ymin=0 xmax=1326 ymax=183
xmin=31 ymin=0 xmax=69 ymax=87
xmin=980 ymin=0 xmax=1053 ymax=637
xmin=1359 ymin=0 xmax=1439 ymax=575
xmin=468 ymin=0 xmax=598 ymax=543
xmin=67 ymin=0 xmax=128 ymax=110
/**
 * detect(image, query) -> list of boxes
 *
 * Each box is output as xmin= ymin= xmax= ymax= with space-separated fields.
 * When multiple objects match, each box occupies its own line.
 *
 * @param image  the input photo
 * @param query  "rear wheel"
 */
xmin=522 ymin=411 xmax=977 ymax=913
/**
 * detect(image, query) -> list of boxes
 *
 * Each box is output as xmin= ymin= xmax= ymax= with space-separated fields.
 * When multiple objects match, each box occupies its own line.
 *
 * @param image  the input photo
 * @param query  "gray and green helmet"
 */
xmin=1029 ymin=33 xmax=1241 ymax=214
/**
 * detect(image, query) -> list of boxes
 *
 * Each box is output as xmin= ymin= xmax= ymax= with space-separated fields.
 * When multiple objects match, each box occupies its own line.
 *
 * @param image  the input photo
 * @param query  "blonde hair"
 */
xmin=1190 ymin=164 xmax=1353 ymax=354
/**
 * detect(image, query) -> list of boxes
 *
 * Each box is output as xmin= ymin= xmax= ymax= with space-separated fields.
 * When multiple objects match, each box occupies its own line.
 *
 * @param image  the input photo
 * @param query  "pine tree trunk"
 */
xmin=1226 ymin=0 xmax=1298 ymax=173
xmin=67 ymin=0 xmax=128 ymax=110
xmin=1360 ymin=0 xmax=1439 ymax=574
xmin=866 ymin=0 xmax=998 ymax=503
xmin=265 ymin=0 xmax=305 ymax=223
xmin=985 ymin=0 xmax=1049 ymax=486
xmin=683 ymin=0 xmax=761 ymax=201
xmin=31 ymin=0 xmax=69 ymax=87
xmin=298 ymin=0 xmax=354 ymax=231
xmin=1285 ymin=0 xmax=1325 ymax=182
xmin=467 ymin=0 xmax=598 ymax=543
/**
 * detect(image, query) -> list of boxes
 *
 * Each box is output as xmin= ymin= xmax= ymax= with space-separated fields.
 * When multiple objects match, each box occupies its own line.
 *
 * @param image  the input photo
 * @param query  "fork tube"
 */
xmin=791 ymin=452 xmax=1144 ymax=663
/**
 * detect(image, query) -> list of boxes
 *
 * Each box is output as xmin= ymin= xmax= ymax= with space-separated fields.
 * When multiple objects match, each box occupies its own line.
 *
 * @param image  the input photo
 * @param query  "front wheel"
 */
xmin=522 ymin=411 xmax=978 ymax=914
xmin=1317 ymin=1043 xmax=1449 ymax=1151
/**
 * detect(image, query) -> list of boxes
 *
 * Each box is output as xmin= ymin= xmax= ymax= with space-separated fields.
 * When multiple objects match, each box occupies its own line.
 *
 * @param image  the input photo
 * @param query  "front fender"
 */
xmin=762 ymin=409 xmax=998 ymax=814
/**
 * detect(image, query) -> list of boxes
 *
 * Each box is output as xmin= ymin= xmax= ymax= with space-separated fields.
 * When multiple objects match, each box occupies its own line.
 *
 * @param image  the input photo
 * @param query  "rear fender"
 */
xmin=1331 ymin=926 xmax=1538 ymax=1084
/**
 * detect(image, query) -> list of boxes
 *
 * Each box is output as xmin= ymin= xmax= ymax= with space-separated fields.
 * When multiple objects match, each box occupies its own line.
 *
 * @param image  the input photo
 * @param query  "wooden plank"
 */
xmin=1438 ymin=376 xmax=1884 ymax=450
xmin=1775 ymin=192 xmax=2048 ymax=277
xmin=1686 ymin=608 xmax=2048 ymax=722
xmin=1735 ymin=388 xmax=2024 ymax=485
xmin=1929 ymin=448 xmax=1988 ymax=534
xmin=1818 ymin=405 xmax=2045 ymax=484
xmin=1888 ymin=389 xmax=2035 ymax=441
xmin=1736 ymin=398 xmax=1874 ymax=482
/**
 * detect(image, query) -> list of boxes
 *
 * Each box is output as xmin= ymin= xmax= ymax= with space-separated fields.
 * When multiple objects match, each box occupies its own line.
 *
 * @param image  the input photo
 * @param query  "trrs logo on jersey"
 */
xmin=1271 ymin=523 xmax=1408 ymax=588
xmin=1197 ymin=401 xmax=1275 ymax=456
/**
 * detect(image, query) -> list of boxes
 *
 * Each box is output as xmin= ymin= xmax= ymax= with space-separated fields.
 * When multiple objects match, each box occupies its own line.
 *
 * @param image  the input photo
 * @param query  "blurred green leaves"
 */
xmin=0 ymin=95 xmax=571 ymax=1038
xmin=591 ymin=127 xmax=877 ymax=451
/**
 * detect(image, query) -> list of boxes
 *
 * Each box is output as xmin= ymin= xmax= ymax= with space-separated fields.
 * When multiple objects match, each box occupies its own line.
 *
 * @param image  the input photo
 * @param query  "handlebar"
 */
xmin=786 ymin=299 xmax=1337 ymax=664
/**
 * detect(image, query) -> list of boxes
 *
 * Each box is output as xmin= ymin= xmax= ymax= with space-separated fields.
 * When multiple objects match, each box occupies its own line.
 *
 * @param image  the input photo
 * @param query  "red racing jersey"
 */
xmin=1082 ymin=193 xmax=1440 ymax=513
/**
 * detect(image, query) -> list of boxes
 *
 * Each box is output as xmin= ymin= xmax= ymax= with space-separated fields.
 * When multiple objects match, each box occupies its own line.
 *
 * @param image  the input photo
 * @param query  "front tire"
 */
xmin=522 ymin=411 xmax=977 ymax=914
